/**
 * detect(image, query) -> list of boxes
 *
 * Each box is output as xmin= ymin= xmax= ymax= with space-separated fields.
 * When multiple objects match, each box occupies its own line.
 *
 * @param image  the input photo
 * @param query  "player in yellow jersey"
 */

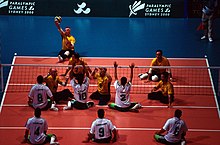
xmin=44 ymin=68 xmax=74 ymax=104
xmin=90 ymin=67 xmax=112 ymax=105
xmin=55 ymin=18 xmax=76 ymax=62
xmin=148 ymin=72 xmax=174 ymax=108
xmin=61 ymin=52 xmax=92 ymax=78
xmin=138 ymin=50 xmax=172 ymax=82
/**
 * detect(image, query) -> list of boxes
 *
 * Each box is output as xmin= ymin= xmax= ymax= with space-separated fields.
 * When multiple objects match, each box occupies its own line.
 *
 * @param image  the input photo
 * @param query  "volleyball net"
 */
xmin=1 ymin=64 xmax=220 ymax=96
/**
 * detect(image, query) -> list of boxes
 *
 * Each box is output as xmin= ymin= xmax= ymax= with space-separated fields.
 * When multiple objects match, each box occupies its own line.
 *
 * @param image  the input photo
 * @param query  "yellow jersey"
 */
xmin=95 ymin=73 xmax=110 ymax=95
xmin=44 ymin=75 xmax=62 ymax=94
xmin=150 ymin=56 xmax=170 ymax=73
xmin=62 ymin=35 xmax=75 ymax=50
xmin=69 ymin=58 xmax=88 ymax=74
xmin=156 ymin=80 xmax=174 ymax=96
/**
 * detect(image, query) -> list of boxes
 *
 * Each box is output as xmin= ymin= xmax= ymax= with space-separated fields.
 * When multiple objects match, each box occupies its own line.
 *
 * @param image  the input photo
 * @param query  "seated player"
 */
xmin=61 ymin=52 xmax=92 ymax=77
xmin=148 ymin=72 xmax=174 ymax=108
xmin=23 ymin=108 xmax=59 ymax=145
xmin=154 ymin=109 xmax=188 ymax=145
xmin=54 ymin=16 xmax=75 ymax=62
xmin=83 ymin=109 xmax=118 ymax=143
xmin=44 ymin=68 xmax=74 ymax=104
xmin=28 ymin=75 xmax=58 ymax=111
xmin=63 ymin=66 xmax=94 ymax=110
xmin=89 ymin=67 xmax=112 ymax=105
xmin=138 ymin=50 xmax=172 ymax=82
xmin=108 ymin=62 xmax=142 ymax=112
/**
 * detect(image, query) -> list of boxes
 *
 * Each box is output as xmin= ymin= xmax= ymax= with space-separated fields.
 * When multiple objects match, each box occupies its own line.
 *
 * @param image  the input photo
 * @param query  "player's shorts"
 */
xmin=93 ymin=136 xmax=112 ymax=143
xmin=148 ymin=91 xmax=174 ymax=104
xmin=154 ymin=134 xmax=181 ymax=145
xmin=53 ymin=89 xmax=73 ymax=103
xmin=28 ymin=98 xmax=52 ymax=110
xmin=71 ymin=100 xmax=90 ymax=110
xmin=110 ymin=103 xmax=137 ymax=112
xmin=90 ymin=90 xmax=111 ymax=105
xmin=27 ymin=133 xmax=55 ymax=144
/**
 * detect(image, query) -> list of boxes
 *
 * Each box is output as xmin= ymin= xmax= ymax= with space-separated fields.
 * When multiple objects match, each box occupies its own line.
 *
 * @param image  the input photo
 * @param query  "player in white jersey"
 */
xmin=63 ymin=66 xmax=94 ymax=110
xmin=108 ymin=62 xmax=141 ymax=112
xmin=154 ymin=109 xmax=188 ymax=145
xmin=28 ymin=75 xmax=58 ymax=111
xmin=83 ymin=109 xmax=118 ymax=143
xmin=23 ymin=108 xmax=59 ymax=145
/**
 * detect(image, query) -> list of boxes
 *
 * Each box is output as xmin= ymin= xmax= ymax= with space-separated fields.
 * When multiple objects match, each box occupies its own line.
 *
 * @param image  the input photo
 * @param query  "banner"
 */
xmin=0 ymin=0 xmax=185 ymax=18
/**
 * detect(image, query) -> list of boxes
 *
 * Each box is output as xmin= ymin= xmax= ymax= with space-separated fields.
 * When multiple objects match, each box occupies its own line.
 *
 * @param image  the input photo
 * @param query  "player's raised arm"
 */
xmin=129 ymin=63 xmax=135 ymax=83
xmin=54 ymin=16 xmax=66 ymax=37
xmin=114 ymin=61 xmax=118 ymax=80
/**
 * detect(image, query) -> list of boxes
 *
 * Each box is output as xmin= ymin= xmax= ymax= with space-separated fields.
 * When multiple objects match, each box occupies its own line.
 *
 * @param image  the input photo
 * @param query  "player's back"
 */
xmin=29 ymin=84 xmax=52 ymax=109
xmin=26 ymin=117 xmax=48 ymax=144
xmin=91 ymin=118 xmax=115 ymax=140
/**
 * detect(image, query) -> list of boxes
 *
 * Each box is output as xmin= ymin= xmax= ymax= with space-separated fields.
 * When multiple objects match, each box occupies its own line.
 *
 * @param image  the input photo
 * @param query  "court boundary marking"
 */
xmin=13 ymin=55 xmax=207 ymax=60
xmin=0 ymin=126 xmax=220 ymax=132
xmin=7 ymin=83 xmax=213 ymax=88
xmin=206 ymin=57 xmax=220 ymax=118
xmin=0 ymin=55 xmax=16 ymax=112
xmin=2 ymin=104 xmax=218 ymax=109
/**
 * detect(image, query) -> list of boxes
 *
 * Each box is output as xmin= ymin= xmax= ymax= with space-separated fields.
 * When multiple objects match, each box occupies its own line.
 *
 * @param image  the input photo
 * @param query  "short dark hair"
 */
xmin=74 ymin=52 xmax=80 ymax=59
xmin=174 ymin=109 xmax=182 ymax=118
xmin=98 ymin=109 xmax=105 ymax=118
xmin=35 ymin=108 xmax=41 ymax=118
xmin=75 ymin=74 xmax=84 ymax=85
xmin=37 ymin=75 xmax=44 ymax=84
xmin=121 ymin=77 xmax=127 ymax=86
xmin=161 ymin=72 xmax=169 ymax=79
xmin=156 ymin=49 xmax=163 ymax=55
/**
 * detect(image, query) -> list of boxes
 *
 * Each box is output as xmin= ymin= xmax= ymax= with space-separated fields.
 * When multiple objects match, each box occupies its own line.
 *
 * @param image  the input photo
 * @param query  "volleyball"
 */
xmin=54 ymin=16 xmax=62 ymax=23
xmin=152 ymin=75 xmax=159 ymax=82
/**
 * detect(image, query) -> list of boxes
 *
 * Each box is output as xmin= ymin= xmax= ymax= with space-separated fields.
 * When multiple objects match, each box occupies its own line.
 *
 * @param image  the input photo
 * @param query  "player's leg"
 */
xmin=44 ymin=134 xmax=59 ymax=145
xmin=87 ymin=101 xmax=94 ymax=108
xmin=154 ymin=134 xmax=169 ymax=144
xmin=94 ymin=136 xmax=112 ymax=143
xmin=99 ymin=94 xmax=111 ymax=105
xmin=160 ymin=95 xmax=174 ymax=104
xmin=58 ymin=89 xmax=74 ymax=103
xmin=108 ymin=103 xmax=130 ymax=112
xmin=138 ymin=72 xmax=149 ymax=80
xmin=89 ymin=91 xmax=101 ymax=100
xmin=148 ymin=91 xmax=163 ymax=100
xmin=72 ymin=101 xmax=89 ymax=110
xmin=63 ymin=99 xmax=75 ymax=110
xmin=58 ymin=50 xmax=66 ymax=62
xmin=47 ymin=99 xmax=59 ymax=111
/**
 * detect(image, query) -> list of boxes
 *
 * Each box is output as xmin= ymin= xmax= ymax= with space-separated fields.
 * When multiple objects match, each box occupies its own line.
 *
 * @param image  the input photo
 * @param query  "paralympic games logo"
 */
xmin=0 ymin=0 xmax=8 ymax=9
xmin=74 ymin=2 xmax=91 ymax=15
xmin=129 ymin=1 xmax=145 ymax=17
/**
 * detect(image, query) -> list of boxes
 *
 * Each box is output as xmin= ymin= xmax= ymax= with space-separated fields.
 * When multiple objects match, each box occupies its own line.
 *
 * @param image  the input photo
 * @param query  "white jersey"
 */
xmin=163 ymin=117 xmax=188 ymax=143
xmin=90 ymin=118 xmax=116 ymax=140
xmin=70 ymin=77 xmax=89 ymax=103
xmin=114 ymin=80 xmax=131 ymax=108
xmin=29 ymin=84 xmax=53 ymax=109
xmin=25 ymin=116 xmax=48 ymax=144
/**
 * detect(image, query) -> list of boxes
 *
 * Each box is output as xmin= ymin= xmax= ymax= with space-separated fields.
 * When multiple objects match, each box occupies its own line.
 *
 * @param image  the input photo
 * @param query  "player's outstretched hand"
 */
xmin=113 ymin=61 xmax=118 ymax=68
xmin=129 ymin=63 xmax=135 ymax=69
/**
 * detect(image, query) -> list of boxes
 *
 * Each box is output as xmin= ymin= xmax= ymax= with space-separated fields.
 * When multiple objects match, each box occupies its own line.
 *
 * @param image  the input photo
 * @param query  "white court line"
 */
xmin=7 ymin=83 xmax=212 ymax=88
xmin=2 ymin=104 xmax=217 ymax=109
xmin=0 ymin=56 xmax=16 ymax=113
xmin=206 ymin=57 xmax=220 ymax=118
xmin=14 ymin=56 xmax=206 ymax=60
xmin=0 ymin=126 xmax=220 ymax=132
